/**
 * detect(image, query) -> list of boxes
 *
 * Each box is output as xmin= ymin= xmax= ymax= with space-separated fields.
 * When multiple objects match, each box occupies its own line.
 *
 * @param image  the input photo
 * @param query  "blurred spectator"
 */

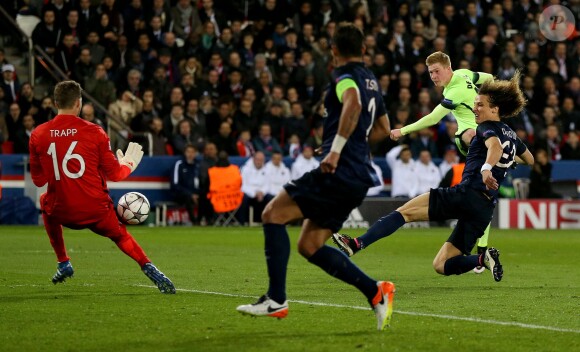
xmin=285 ymin=134 xmax=301 ymax=159
xmin=78 ymin=0 xmax=98 ymax=30
xmin=236 ymin=130 xmax=255 ymax=157
xmin=34 ymin=97 xmax=56 ymax=125
xmin=562 ymin=131 xmax=580 ymax=160
xmin=95 ymin=12 xmax=119 ymax=48
xmin=366 ymin=161 xmax=385 ymax=197
xmin=410 ymin=128 xmax=439 ymax=158
xmin=163 ymin=104 xmax=186 ymax=142
xmin=171 ymin=144 xmax=200 ymax=224
xmin=561 ymin=97 xmax=580 ymax=134
xmin=108 ymin=91 xmax=143 ymax=150
xmin=185 ymin=98 xmax=207 ymax=139
xmin=386 ymin=144 xmax=417 ymax=198
xmin=211 ymin=121 xmax=238 ymax=156
xmin=305 ymin=121 xmax=323 ymax=151
xmin=284 ymin=102 xmax=309 ymax=144
xmin=32 ymin=9 xmax=59 ymax=58
xmin=413 ymin=150 xmax=442 ymax=197
xmin=170 ymin=0 xmax=201 ymax=41
xmin=534 ymin=124 xmax=562 ymax=161
xmin=63 ymin=9 xmax=85 ymax=46
xmin=172 ymin=119 xmax=196 ymax=156
xmin=85 ymin=64 xmax=116 ymax=109
xmin=240 ymin=151 xmax=269 ymax=224
xmin=529 ymin=149 xmax=562 ymax=199
xmin=82 ymin=31 xmax=105 ymax=65
xmin=147 ymin=116 xmax=168 ymax=156
xmin=234 ymin=98 xmax=258 ymax=136
xmin=55 ymin=33 xmax=79 ymax=78
xmin=18 ymin=83 xmax=41 ymax=117
xmin=253 ymin=122 xmax=282 ymax=157
xmin=439 ymin=145 xmax=459 ymax=178
xmin=2 ymin=64 xmax=18 ymax=105
xmin=81 ymin=104 xmax=105 ymax=130
xmin=264 ymin=151 xmax=291 ymax=197
xmin=291 ymin=145 xmax=319 ymax=180
xmin=13 ymin=114 xmax=35 ymax=154
xmin=6 ymin=103 xmax=22 ymax=142
xmin=73 ymin=48 xmax=95 ymax=86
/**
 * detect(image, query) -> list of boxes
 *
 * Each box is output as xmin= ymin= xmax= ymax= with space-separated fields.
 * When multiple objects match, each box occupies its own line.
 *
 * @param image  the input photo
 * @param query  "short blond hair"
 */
xmin=426 ymin=51 xmax=451 ymax=67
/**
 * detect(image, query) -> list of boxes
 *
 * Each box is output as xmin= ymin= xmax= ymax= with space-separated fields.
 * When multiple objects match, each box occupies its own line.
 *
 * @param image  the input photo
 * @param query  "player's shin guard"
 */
xmin=357 ymin=211 xmax=406 ymax=249
xmin=443 ymin=255 xmax=480 ymax=275
xmin=477 ymin=223 xmax=490 ymax=248
xmin=42 ymin=212 xmax=70 ymax=263
xmin=110 ymin=226 xmax=150 ymax=267
xmin=264 ymin=224 xmax=290 ymax=304
xmin=308 ymin=245 xmax=377 ymax=300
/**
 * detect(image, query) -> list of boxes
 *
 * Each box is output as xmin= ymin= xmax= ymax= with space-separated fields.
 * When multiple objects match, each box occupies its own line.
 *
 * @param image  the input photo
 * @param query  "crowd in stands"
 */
xmin=1 ymin=0 xmax=580 ymax=214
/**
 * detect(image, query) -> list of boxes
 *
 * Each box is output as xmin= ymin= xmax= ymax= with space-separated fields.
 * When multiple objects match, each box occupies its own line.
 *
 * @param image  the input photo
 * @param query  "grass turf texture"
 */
xmin=0 ymin=226 xmax=578 ymax=352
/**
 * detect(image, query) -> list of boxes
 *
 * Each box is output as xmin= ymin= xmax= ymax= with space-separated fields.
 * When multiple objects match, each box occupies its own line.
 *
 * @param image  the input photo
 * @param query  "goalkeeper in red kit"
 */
xmin=29 ymin=80 xmax=175 ymax=294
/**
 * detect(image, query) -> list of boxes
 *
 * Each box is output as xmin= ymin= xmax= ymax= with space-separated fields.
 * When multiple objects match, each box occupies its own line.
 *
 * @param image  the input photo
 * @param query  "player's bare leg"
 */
xmin=333 ymin=192 xmax=430 ymax=256
xmin=433 ymin=240 xmax=501 ymax=281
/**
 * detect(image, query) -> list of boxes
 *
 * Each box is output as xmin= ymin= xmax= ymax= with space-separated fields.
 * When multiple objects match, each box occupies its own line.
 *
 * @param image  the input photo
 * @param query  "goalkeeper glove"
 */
xmin=116 ymin=142 xmax=144 ymax=173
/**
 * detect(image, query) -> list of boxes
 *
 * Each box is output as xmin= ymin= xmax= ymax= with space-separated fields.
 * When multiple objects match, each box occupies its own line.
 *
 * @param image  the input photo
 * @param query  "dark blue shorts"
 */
xmin=429 ymin=185 xmax=495 ymax=254
xmin=284 ymin=168 xmax=368 ymax=233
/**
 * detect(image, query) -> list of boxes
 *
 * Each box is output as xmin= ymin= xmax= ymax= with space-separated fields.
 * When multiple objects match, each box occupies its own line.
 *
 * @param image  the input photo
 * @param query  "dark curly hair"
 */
xmin=478 ymin=70 xmax=527 ymax=119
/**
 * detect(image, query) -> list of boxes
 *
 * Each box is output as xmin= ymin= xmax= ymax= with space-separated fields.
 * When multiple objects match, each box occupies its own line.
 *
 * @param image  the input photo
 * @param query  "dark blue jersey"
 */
xmin=460 ymin=121 xmax=528 ymax=200
xmin=322 ymin=62 xmax=387 ymax=187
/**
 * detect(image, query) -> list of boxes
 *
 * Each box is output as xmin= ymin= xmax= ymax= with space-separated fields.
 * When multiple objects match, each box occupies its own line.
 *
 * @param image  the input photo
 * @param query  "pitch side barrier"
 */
xmin=1 ymin=155 xmax=578 ymax=228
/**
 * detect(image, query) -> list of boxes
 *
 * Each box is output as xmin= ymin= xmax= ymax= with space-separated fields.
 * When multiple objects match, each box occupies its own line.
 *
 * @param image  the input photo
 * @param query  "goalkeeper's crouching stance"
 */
xmin=29 ymin=80 xmax=175 ymax=293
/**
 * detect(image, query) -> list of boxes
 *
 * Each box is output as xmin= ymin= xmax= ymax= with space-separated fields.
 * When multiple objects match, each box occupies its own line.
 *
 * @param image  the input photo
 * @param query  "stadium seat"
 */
xmin=512 ymin=178 xmax=531 ymax=200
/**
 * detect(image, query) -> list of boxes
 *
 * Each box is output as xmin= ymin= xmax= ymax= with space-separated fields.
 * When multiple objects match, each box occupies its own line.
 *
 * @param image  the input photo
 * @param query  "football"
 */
xmin=117 ymin=192 xmax=150 ymax=225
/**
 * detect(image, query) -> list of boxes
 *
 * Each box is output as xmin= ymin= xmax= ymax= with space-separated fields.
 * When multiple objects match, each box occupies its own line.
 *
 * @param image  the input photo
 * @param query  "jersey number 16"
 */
xmin=47 ymin=141 xmax=86 ymax=180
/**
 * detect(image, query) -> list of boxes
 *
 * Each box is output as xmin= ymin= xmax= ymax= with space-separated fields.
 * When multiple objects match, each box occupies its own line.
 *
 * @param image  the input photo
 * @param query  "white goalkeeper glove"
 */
xmin=116 ymin=142 xmax=144 ymax=173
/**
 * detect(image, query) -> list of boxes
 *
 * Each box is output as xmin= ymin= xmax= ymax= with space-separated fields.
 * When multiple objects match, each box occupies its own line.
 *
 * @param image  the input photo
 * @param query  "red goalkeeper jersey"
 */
xmin=29 ymin=114 xmax=131 ymax=223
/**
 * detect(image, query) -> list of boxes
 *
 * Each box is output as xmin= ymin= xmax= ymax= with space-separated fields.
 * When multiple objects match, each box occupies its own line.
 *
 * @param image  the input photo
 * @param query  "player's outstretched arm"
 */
xmin=321 ymin=85 xmax=361 ymax=173
xmin=516 ymin=149 xmax=534 ymax=166
xmin=392 ymin=104 xmax=451 ymax=140
xmin=481 ymin=136 xmax=503 ymax=190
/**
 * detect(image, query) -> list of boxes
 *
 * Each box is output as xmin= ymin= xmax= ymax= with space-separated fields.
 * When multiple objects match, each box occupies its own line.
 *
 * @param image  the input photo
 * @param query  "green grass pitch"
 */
xmin=0 ymin=226 xmax=578 ymax=352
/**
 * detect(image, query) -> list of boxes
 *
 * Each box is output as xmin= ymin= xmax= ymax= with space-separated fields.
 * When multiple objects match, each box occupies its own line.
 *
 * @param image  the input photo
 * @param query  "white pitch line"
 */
xmin=136 ymin=285 xmax=580 ymax=334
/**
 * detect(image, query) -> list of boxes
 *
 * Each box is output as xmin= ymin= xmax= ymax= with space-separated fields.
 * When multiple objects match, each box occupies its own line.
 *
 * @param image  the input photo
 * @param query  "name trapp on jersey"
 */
xmin=50 ymin=129 xmax=78 ymax=137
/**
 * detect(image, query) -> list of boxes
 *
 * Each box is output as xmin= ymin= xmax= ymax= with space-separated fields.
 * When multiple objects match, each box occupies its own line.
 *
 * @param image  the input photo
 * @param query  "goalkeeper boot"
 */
xmin=473 ymin=246 xmax=487 ymax=274
xmin=142 ymin=263 xmax=176 ymax=294
xmin=371 ymin=281 xmax=396 ymax=331
xmin=236 ymin=295 xmax=289 ymax=319
xmin=484 ymin=248 xmax=503 ymax=282
xmin=331 ymin=233 xmax=361 ymax=257
xmin=52 ymin=260 xmax=74 ymax=284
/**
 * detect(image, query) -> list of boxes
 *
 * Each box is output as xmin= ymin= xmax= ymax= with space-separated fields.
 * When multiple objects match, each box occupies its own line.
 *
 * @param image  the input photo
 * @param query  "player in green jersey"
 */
xmin=390 ymin=52 xmax=493 ymax=272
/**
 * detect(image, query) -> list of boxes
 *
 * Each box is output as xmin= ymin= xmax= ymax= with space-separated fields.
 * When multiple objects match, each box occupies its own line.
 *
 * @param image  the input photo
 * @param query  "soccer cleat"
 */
xmin=371 ymin=281 xmax=396 ymax=331
xmin=331 ymin=233 xmax=360 ymax=257
xmin=483 ymin=248 xmax=503 ymax=282
xmin=236 ymin=295 xmax=289 ymax=319
xmin=473 ymin=246 xmax=487 ymax=274
xmin=142 ymin=263 xmax=176 ymax=294
xmin=52 ymin=260 xmax=74 ymax=284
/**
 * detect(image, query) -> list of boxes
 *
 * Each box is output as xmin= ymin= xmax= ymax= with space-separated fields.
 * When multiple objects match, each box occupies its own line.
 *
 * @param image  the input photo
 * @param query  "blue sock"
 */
xmin=357 ymin=211 xmax=406 ymax=249
xmin=443 ymin=254 xmax=481 ymax=276
xmin=264 ymin=224 xmax=290 ymax=304
xmin=308 ymin=245 xmax=377 ymax=301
